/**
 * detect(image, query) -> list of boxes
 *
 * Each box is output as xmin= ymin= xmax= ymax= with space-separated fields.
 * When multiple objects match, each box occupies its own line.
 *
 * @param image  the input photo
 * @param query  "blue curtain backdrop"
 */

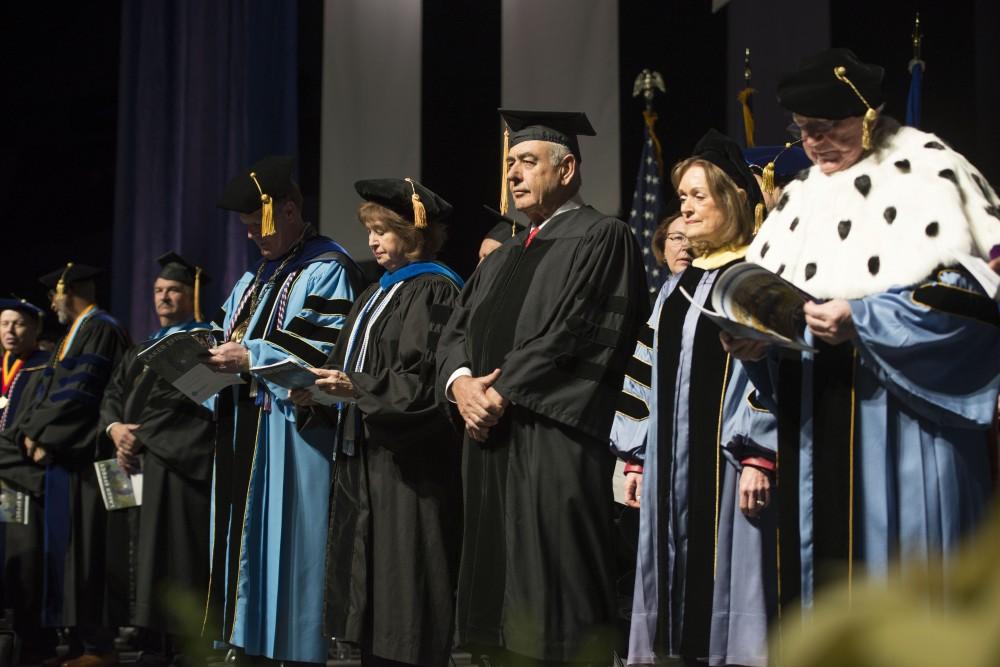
xmin=112 ymin=0 xmax=299 ymax=339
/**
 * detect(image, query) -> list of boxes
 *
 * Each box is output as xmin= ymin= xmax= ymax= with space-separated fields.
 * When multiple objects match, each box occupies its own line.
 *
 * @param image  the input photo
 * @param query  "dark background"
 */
xmin=3 ymin=0 xmax=998 ymax=338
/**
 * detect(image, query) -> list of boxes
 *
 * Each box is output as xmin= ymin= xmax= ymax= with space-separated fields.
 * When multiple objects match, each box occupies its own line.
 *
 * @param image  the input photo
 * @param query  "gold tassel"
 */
xmin=405 ymin=178 xmax=428 ymax=229
xmin=249 ymin=171 xmax=276 ymax=237
xmin=754 ymin=202 xmax=765 ymax=235
xmin=737 ymin=88 xmax=756 ymax=147
xmin=761 ymin=161 xmax=776 ymax=195
xmin=500 ymin=127 xmax=511 ymax=234
xmin=833 ymin=66 xmax=878 ymax=151
xmin=862 ymin=107 xmax=877 ymax=151
xmin=194 ymin=266 xmax=204 ymax=322
xmin=56 ymin=262 xmax=73 ymax=298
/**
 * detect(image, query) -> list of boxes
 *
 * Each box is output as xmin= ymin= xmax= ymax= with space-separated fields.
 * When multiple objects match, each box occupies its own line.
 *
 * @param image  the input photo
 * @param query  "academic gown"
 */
xmin=319 ymin=265 xmax=463 ymax=667
xmin=609 ymin=258 xmax=777 ymax=666
xmin=436 ymin=205 xmax=649 ymax=663
xmin=100 ymin=320 xmax=215 ymax=635
xmin=0 ymin=348 xmax=52 ymax=643
xmin=204 ymin=235 xmax=364 ymax=664
xmin=745 ymin=123 xmax=1000 ymax=608
xmin=2 ymin=308 xmax=130 ymax=627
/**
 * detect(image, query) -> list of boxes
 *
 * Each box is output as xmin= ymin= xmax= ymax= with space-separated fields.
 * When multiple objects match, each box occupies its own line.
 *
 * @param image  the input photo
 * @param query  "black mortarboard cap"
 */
xmin=156 ymin=252 xmax=208 ymax=321
xmin=156 ymin=252 xmax=210 ymax=287
xmin=777 ymin=48 xmax=884 ymax=119
xmin=482 ymin=206 xmax=525 ymax=242
xmin=692 ymin=129 xmax=765 ymax=216
xmin=499 ymin=109 xmax=596 ymax=161
xmin=0 ymin=297 xmax=45 ymax=320
xmin=217 ymin=155 xmax=297 ymax=214
xmin=354 ymin=178 xmax=453 ymax=228
xmin=38 ymin=263 xmax=103 ymax=291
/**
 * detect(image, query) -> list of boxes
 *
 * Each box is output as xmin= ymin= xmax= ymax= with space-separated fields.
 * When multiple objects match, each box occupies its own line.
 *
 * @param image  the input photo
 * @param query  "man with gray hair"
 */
xmin=438 ymin=109 xmax=649 ymax=665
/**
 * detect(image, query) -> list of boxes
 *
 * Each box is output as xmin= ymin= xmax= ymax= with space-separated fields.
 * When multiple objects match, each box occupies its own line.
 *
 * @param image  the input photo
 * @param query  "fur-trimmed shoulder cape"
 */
xmin=747 ymin=125 xmax=1000 ymax=299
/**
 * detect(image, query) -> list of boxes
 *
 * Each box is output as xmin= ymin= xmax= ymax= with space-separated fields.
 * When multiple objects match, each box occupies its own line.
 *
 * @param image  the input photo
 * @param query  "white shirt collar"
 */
xmin=533 ymin=192 xmax=585 ymax=232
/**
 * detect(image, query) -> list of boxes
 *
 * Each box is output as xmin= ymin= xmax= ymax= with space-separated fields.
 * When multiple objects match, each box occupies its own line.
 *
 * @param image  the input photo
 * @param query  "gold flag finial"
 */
xmin=834 ymin=66 xmax=878 ymax=150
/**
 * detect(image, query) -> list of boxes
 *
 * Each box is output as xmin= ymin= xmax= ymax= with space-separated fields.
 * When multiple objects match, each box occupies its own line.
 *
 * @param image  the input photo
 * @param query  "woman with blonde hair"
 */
xmin=611 ymin=130 xmax=777 ymax=667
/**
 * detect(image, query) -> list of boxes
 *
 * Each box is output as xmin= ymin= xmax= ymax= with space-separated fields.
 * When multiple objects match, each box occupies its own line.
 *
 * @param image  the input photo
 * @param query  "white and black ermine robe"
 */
xmin=437 ymin=202 xmax=649 ymax=663
xmin=747 ymin=122 xmax=1000 ymax=607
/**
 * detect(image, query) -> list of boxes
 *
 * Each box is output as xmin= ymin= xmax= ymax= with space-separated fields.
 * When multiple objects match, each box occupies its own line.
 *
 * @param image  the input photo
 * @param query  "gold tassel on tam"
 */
xmin=754 ymin=202 xmax=765 ymax=235
xmin=194 ymin=266 xmax=204 ymax=322
xmin=405 ymin=178 xmax=427 ymax=229
xmin=55 ymin=262 xmax=73 ymax=298
xmin=249 ymin=171 xmax=276 ymax=237
xmin=761 ymin=161 xmax=776 ymax=196
xmin=833 ymin=66 xmax=879 ymax=150
xmin=499 ymin=127 xmax=512 ymax=235
xmin=737 ymin=88 xmax=756 ymax=148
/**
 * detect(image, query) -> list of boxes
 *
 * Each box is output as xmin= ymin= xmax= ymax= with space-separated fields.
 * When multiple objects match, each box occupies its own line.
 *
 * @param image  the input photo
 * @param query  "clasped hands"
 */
xmin=22 ymin=436 xmax=50 ymax=465
xmin=288 ymin=368 xmax=357 ymax=406
xmin=720 ymin=298 xmax=856 ymax=358
xmin=452 ymin=368 xmax=509 ymax=443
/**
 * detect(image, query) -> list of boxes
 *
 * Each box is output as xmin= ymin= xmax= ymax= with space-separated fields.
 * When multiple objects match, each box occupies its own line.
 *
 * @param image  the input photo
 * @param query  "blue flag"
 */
xmin=905 ymin=59 xmax=923 ymax=128
xmin=628 ymin=113 xmax=667 ymax=296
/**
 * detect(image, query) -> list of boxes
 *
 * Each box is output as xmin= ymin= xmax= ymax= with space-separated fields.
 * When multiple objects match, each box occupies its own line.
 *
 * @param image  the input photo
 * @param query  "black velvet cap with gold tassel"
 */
xmin=39 ymin=263 xmax=103 ymax=295
xmin=218 ymin=155 xmax=298 ymax=237
xmin=156 ymin=251 xmax=211 ymax=322
xmin=777 ymin=49 xmax=884 ymax=148
xmin=692 ymin=129 xmax=765 ymax=223
xmin=354 ymin=178 xmax=453 ymax=227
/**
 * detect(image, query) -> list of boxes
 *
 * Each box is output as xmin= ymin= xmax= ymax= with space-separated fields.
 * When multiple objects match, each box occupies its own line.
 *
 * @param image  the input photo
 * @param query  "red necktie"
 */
xmin=524 ymin=226 xmax=540 ymax=248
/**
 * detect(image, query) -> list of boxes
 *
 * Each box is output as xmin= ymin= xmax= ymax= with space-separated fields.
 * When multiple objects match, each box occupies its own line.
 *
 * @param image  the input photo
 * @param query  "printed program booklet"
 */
xmin=0 ymin=480 xmax=30 ymax=524
xmin=680 ymin=262 xmax=817 ymax=352
xmin=94 ymin=458 xmax=143 ymax=510
xmin=250 ymin=358 xmax=341 ymax=406
xmin=137 ymin=329 xmax=244 ymax=403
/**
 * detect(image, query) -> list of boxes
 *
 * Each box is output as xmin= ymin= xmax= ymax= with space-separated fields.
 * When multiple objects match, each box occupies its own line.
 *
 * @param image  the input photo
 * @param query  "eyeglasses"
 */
xmin=787 ymin=118 xmax=839 ymax=140
xmin=665 ymin=233 xmax=689 ymax=246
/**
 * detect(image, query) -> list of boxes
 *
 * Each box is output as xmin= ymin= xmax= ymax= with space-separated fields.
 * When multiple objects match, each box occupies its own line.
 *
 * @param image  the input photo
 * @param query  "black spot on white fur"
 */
xmin=776 ymin=192 xmax=790 ymax=211
xmin=894 ymin=159 xmax=911 ymax=173
xmin=805 ymin=263 xmax=817 ymax=280
xmin=985 ymin=205 xmax=1000 ymax=220
xmin=924 ymin=141 xmax=945 ymax=150
xmin=925 ymin=222 xmax=939 ymax=237
xmin=883 ymin=207 xmax=896 ymax=224
xmin=868 ymin=256 xmax=880 ymax=275
xmin=795 ymin=169 xmax=810 ymax=181
xmin=939 ymin=169 xmax=957 ymax=184
xmin=838 ymin=220 xmax=851 ymax=240
xmin=776 ymin=264 xmax=785 ymax=276
xmin=854 ymin=174 xmax=871 ymax=197
xmin=790 ymin=217 xmax=799 ymax=231
xmin=761 ymin=242 xmax=770 ymax=258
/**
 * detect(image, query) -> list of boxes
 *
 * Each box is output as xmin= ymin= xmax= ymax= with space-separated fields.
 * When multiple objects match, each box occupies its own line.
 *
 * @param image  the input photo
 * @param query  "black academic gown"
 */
xmin=436 ymin=205 xmax=649 ymax=663
xmin=99 ymin=324 xmax=214 ymax=635
xmin=321 ymin=271 xmax=463 ymax=667
xmin=0 ymin=348 xmax=51 ymax=645
xmin=4 ymin=308 xmax=130 ymax=628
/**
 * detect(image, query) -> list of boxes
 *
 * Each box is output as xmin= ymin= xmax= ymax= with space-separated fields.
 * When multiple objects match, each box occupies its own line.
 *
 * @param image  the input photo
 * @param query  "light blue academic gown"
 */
xmin=748 ymin=268 xmax=1000 ymax=608
xmin=207 ymin=239 xmax=357 ymax=663
xmin=610 ymin=266 xmax=779 ymax=666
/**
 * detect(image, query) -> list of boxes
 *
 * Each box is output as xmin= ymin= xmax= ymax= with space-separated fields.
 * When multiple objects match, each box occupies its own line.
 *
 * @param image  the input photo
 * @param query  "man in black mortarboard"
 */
xmin=98 ymin=252 xmax=215 ymax=659
xmin=0 ymin=298 xmax=52 ymax=663
xmin=203 ymin=156 xmax=366 ymax=666
xmin=437 ymin=110 xmax=650 ymax=665
xmin=478 ymin=205 xmax=526 ymax=264
xmin=0 ymin=263 xmax=130 ymax=667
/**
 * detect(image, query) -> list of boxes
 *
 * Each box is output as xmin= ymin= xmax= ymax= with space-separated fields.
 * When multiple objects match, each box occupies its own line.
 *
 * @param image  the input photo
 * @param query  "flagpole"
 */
xmin=737 ymin=48 xmax=756 ymax=147
xmin=906 ymin=13 xmax=925 ymax=128
xmin=628 ymin=69 xmax=668 ymax=295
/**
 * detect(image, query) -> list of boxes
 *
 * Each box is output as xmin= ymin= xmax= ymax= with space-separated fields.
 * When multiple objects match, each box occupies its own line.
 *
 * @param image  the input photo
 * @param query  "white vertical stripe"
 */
xmin=320 ymin=0 xmax=423 ymax=258
xmin=501 ymin=0 xmax=621 ymax=217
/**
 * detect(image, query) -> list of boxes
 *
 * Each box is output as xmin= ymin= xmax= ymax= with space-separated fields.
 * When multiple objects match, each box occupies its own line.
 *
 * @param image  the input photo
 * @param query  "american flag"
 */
xmin=627 ymin=111 xmax=667 ymax=295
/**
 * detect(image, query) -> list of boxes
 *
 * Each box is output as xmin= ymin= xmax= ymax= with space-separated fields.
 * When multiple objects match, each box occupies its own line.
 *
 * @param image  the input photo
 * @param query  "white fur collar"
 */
xmin=746 ymin=126 xmax=1000 ymax=299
